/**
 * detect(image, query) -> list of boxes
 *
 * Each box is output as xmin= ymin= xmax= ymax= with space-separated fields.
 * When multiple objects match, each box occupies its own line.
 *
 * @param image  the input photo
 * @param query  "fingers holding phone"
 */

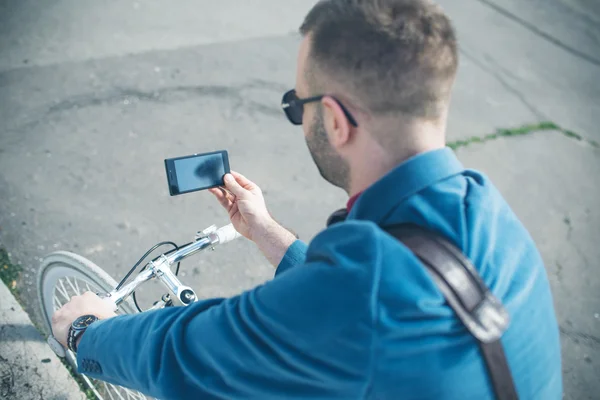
xmin=207 ymin=171 xmax=298 ymax=267
xmin=209 ymin=172 xmax=274 ymax=242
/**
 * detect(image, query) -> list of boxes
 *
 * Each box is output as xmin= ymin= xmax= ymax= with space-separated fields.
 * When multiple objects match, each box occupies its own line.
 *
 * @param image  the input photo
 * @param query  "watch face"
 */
xmin=73 ymin=314 xmax=98 ymax=329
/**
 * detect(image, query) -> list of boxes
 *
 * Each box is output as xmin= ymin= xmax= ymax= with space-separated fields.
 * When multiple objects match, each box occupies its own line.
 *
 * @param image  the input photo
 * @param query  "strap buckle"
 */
xmin=462 ymin=291 xmax=510 ymax=343
xmin=429 ymin=264 xmax=510 ymax=343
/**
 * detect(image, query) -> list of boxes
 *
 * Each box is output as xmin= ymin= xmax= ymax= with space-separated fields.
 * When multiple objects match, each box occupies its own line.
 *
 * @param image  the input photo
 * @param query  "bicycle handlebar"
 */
xmin=102 ymin=223 xmax=242 ymax=310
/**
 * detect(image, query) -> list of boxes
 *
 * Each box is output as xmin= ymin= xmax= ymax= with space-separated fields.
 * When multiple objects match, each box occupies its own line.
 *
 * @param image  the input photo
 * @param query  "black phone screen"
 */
xmin=165 ymin=150 xmax=230 ymax=195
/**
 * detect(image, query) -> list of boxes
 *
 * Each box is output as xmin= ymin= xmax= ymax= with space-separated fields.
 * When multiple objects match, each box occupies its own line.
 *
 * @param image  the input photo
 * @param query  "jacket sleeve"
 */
xmin=275 ymin=239 xmax=308 ymax=275
xmin=76 ymin=222 xmax=380 ymax=400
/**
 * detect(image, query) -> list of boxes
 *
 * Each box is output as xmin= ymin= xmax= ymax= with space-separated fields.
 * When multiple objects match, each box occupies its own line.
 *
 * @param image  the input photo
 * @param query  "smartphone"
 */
xmin=164 ymin=150 xmax=230 ymax=196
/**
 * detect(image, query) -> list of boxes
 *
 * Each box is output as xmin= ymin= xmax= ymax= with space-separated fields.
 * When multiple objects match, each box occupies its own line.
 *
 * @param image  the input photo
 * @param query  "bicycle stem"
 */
xmin=104 ymin=268 xmax=154 ymax=309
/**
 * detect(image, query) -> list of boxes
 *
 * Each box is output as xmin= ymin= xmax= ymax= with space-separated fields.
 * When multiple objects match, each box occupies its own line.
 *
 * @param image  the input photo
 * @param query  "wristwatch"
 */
xmin=67 ymin=314 xmax=98 ymax=353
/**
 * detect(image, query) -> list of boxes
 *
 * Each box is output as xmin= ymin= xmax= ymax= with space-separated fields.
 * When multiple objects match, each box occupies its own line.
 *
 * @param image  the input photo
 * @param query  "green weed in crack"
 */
xmin=0 ymin=248 xmax=22 ymax=297
xmin=448 ymin=121 xmax=596 ymax=150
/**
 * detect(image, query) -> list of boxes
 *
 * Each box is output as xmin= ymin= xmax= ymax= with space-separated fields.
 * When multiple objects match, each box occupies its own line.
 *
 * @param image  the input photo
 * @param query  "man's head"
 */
xmin=293 ymin=0 xmax=458 ymax=193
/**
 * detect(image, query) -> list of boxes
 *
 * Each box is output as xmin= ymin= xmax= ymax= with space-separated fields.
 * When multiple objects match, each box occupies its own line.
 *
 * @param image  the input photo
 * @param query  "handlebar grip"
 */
xmin=216 ymin=224 xmax=242 ymax=244
xmin=97 ymin=292 xmax=118 ymax=311
xmin=103 ymin=297 xmax=118 ymax=312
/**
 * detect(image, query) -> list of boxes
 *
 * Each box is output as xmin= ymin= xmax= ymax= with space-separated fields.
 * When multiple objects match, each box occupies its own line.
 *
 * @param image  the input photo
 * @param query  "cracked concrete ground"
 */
xmin=0 ymin=280 xmax=85 ymax=400
xmin=0 ymin=0 xmax=599 ymax=399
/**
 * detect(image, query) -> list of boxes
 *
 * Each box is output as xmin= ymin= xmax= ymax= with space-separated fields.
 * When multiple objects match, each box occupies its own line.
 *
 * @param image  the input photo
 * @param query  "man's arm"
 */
xmin=208 ymin=171 xmax=307 ymax=269
xmin=75 ymin=222 xmax=379 ymax=399
xmin=252 ymin=218 xmax=302 ymax=268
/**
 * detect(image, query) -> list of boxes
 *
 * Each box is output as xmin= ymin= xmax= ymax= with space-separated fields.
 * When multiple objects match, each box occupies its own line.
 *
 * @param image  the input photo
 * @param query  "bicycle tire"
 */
xmin=37 ymin=250 xmax=150 ymax=400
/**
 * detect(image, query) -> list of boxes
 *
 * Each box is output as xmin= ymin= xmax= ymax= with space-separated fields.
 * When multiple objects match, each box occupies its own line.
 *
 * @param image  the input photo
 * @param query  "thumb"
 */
xmin=223 ymin=174 xmax=248 ymax=198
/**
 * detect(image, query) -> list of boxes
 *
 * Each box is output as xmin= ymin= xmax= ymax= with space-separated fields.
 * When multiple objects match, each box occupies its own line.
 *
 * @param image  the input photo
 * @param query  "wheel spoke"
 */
xmin=125 ymin=388 xmax=142 ymax=400
xmin=55 ymin=288 xmax=70 ymax=304
xmin=93 ymin=379 xmax=147 ymax=400
xmin=52 ymin=295 xmax=62 ymax=311
xmin=59 ymin=278 xmax=71 ymax=298
xmin=122 ymin=387 xmax=143 ymax=400
xmin=73 ymin=277 xmax=81 ymax=294
xmin=103 ymin=381 xmax=118 ymax=400
xmin=64 ymin=276 xmax=80 ymax=296
xmin=107 ymin=381 xmax=127 ymax=400
xmin=54 ymin=290 xmax=69 ymax=306
xmin=55 ymin=279 xmax=71 ymax=301
xmin=82 ymin=375 xmax=104 ymax=400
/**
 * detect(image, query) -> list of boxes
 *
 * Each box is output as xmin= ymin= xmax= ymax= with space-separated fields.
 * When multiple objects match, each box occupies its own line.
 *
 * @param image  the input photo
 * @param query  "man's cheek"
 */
xmin=302 ymin=121 xmax=311 ymax=139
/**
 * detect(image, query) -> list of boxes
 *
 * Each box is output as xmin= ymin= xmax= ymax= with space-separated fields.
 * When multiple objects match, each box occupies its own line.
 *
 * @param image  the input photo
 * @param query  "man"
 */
xmin=52 ymin=0 xmax=562 ymax=398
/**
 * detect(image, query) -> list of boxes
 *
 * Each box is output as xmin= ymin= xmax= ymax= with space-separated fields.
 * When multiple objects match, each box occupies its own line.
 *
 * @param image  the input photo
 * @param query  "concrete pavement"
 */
xmin=457 ymin=130 xmax=600 ymax=398
xmin=0 ymin=278 xmax=85 ymax=400
xmin=0 ymin=0 xmax=599 ymax=399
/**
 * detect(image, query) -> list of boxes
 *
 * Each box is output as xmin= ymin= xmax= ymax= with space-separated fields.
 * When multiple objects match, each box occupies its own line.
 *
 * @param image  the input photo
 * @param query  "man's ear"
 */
xmin=321 ymin=96 xmax=352 ymax=149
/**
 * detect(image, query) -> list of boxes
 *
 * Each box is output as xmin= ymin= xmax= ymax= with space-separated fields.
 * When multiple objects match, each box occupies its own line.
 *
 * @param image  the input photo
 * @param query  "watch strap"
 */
xmin=67 ymin=325 xmax=79 ymax=353
xmin=67 ymin=315 xmax=99 ymax=353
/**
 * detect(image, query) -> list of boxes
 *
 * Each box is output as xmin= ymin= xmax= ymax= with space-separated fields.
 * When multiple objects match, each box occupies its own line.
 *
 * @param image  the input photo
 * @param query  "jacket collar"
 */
xmin=347 ymin=147 xmax=464 ymax=224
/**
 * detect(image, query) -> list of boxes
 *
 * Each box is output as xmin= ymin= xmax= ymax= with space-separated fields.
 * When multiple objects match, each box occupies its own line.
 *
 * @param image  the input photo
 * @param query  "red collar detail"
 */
xmin=346 ymin=191 xmax=363 ymax=212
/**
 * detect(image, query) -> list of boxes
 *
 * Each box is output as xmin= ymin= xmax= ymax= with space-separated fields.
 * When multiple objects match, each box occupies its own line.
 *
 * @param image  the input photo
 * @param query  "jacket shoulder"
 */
xmin=306 ymin=220 xmax=404 ymax=267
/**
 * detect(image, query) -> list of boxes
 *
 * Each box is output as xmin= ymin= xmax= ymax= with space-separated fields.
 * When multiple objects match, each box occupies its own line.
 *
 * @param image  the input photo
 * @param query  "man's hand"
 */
xmin=209 ymin=172 xmax=272 ymax=242
xmin=51 ymin=291 xmax=118 ymax=348
xmin=209 ymin=171 xmax=297 ymax=267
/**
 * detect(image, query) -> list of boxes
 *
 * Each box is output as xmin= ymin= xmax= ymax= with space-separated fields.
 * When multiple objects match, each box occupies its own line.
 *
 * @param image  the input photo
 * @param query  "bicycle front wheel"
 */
xmin=37 ymin=250 xmax=150 ymax=400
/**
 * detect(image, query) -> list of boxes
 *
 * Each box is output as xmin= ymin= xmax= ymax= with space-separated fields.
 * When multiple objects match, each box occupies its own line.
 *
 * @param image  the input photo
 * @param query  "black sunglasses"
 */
xmin=281 ymin=89 xmax=358 ymax=127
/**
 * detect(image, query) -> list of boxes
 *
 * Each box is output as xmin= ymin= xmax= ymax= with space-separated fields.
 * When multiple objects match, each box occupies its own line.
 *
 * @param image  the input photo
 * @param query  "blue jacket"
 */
xmin=77 ymin=148 xmax=562 ymax=399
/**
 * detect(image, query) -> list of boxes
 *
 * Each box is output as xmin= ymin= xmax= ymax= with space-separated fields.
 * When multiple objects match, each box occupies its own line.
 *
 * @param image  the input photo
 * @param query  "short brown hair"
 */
xmin=300 ymin=0 xmax=458 ymax=120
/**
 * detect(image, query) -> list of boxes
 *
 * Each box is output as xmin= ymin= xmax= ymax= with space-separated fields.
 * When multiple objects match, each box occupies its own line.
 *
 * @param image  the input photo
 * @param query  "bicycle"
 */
xmin=37 ymin=223 xmax=242 ymax=400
